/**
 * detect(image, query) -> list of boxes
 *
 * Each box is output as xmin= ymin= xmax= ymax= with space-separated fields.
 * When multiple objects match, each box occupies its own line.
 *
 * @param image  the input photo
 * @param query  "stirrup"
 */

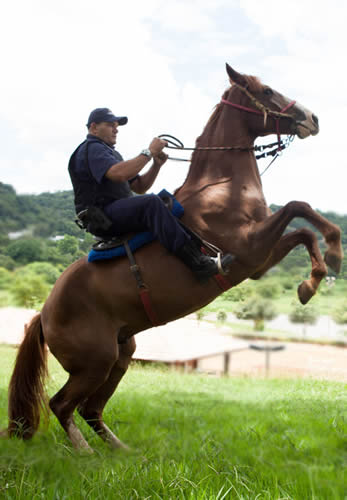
xmin=215 ymin=253 xmax=234 ymax=275
xmin=92 ymin=236 xmax=125 ymax=251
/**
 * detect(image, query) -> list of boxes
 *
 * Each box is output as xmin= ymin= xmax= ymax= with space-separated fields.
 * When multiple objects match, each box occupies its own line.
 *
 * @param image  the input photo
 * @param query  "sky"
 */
xmin=1 ymin=0 xmax=346 ymax=214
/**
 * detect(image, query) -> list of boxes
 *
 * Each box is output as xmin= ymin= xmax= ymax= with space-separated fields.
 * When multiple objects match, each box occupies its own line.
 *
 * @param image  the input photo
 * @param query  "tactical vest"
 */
xmin=68 ymin=139 xmax=133 ymax=214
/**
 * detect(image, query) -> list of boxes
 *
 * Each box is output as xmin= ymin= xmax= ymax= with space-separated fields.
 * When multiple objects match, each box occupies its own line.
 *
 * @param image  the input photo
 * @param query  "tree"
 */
xmin=5 ymin=238 xmax=44 ymax=264
xmin=57 ymin=235 xmax=79 ymax=257
xmin=0 ymin=267 xmax=12 ymax=290
xmin=332 ymin=302 xmax=347 ymax=325
xmin=289 ymin=302 xmax=318 ymax=338
xmin=235 ymin=295 xmax=278 ymax=331
xmin=254 ymin=278 xmax=282 ymax=299
xmin=10 ymin=273 xmax=50 ymax=308
xmin=195 ymin=309 xmax=206 ymax=323
xmin=224 ymin=280 xmax=252 ymax=303
xmin=217 ymin=310 xmax=227 ymax=324
xmin=0 ymin=254 xmax=16 ymax=270
xmin=21 ymin=262 xmax=61 ymax=285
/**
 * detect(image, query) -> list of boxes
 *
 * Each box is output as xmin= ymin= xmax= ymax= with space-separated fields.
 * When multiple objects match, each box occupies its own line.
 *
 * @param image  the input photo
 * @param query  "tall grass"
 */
xmin=0 ymin=345 xmax=346 ymax=499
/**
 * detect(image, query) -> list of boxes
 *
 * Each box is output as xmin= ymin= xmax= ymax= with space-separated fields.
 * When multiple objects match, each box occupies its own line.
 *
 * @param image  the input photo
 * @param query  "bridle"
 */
xmin=161 ymin=82 xmax=297 ymax=175
xmin=221 ymin=81 xmax=296 ymax=150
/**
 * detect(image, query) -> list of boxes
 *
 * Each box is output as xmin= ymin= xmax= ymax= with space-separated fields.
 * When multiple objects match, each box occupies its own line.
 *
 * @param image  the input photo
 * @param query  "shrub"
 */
xmin=5 ymin=238 xmax=44 ymax=264
xmin=289 ymin=302 xmax=318 ymax=325
xmin=196 ymin=309 xmax=206 ymax=322
xmin=21 ymin=262 xmax=61 ymax=285
xmin=254 ymin=278 xmax=282 ymax=299
xmin=0 ymin=254 xmax=16 ymax=270
xmin=217 ymin=310 xmax=227 ymax=323
xmin=332 ymin=302 xmax=347 ymax=325
xmin=289 ymin=301 xmax=318 ymax=338
xmin=235 ymin=295 xmax=277 ymax=331
xmin=224 ymin=281 xmax=252 ymax=302
xmin=0 ymin=267 xmax=13 ymax=290
xmin=10 ymin=273 xmax=50 ymax=308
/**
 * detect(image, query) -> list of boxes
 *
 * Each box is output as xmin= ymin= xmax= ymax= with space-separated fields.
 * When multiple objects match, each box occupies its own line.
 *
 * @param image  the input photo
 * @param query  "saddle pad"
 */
xmin=88 ymin=189 xmax=183 ymax=262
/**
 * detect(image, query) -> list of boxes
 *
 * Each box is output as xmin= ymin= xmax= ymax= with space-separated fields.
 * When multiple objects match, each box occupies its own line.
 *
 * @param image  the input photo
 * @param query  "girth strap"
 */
xmin=123 ymin=240 xmax=161 ymax=326
xmin=214 ymin=274 xmax=232 ymax=291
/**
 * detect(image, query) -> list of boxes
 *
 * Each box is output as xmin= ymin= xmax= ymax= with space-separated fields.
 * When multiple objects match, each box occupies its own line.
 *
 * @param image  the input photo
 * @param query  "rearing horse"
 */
xmin=4 ymin=64 xmax=343 ymax=452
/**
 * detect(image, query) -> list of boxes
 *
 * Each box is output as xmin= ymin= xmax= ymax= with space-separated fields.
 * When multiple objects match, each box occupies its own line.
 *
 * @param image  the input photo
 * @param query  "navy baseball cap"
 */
xmin=87 ymin=108 xmax=128 ymax=127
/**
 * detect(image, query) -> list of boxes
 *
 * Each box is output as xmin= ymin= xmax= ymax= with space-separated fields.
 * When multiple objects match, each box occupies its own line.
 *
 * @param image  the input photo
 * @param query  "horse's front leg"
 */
xmin=250 ymin=228 xmax=328 ymax=304
xmin=249 ymin=201 xmax=343 ymax=274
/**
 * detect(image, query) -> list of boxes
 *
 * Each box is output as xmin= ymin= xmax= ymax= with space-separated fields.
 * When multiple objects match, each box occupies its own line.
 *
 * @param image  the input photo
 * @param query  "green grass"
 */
xmin=0 ymin=345 xmax=346 ymax=499
xmin=205 ymin=287 xmax=347 ymax=318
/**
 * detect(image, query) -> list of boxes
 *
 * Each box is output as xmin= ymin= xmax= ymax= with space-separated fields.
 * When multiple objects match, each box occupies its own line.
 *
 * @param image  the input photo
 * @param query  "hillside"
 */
xmin=0 ymin=182 xmax=346 ymax=279
xmin=1 ymin=182 xmax=347 ymax=239
xmin=0 ymin=183 xmax=77 ymax=237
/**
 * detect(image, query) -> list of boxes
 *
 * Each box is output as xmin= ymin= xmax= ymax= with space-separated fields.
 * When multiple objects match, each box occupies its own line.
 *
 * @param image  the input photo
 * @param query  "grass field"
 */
xmin=0 ymin=344 xmax=346 ymax=499
xmin=204 ymin=286 xmax=347 ymax=318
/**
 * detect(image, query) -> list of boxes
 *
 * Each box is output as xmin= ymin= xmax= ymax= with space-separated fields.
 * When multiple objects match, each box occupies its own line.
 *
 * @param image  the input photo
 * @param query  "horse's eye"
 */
xmin=264 ymin=88 xmax=273 ymax=96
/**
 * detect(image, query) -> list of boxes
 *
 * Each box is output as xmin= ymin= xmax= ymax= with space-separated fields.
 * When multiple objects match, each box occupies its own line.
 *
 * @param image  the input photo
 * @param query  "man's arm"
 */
xmin=130 ymin=152 xmax=168 ymax=194
xmin=105 ymin=138 xmax=167 ymax=184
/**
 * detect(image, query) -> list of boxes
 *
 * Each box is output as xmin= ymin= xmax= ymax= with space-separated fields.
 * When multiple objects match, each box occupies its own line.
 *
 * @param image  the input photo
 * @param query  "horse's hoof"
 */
xmin=109 ymin=439 xmax=131 ymax=452
xmin=297 ymin=280 xmax=315 ymax=304
xmin=78 ymin=445 xmax=94 ymax=455
xmin=324 ymin=251 xmax=342 ymax=274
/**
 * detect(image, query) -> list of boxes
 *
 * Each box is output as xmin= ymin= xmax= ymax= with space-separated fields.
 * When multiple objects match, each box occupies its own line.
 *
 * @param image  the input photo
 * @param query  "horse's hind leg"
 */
xmin=77 ymin=337 xmax=136 ymax=449
xmin=250 ymin=228 xmax=327 ymax=304
xmin=49 ymin=356 xmax=117 ymax=452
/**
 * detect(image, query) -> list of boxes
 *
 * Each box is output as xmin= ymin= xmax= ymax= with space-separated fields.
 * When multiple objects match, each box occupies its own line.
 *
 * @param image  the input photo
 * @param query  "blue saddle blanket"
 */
xmin=88 ymin=190 xmax=184 ymax=262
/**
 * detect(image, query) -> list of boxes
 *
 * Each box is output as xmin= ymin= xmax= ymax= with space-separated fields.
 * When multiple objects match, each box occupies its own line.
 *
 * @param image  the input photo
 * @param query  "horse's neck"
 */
xmin=177 ymin=115 xmax=263 ymax=204
xmin=175 ymin=117 xmax=268 ymax=246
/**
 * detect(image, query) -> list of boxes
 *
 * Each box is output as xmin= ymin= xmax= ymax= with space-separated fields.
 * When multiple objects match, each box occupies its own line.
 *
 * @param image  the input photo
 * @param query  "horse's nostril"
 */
xmin=312 ymin=114 xmax=319 ymax=126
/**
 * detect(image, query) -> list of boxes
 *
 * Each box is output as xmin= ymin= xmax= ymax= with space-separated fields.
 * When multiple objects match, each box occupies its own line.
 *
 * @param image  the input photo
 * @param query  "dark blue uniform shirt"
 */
xmin=69 ymin=134 xmax=136 ymax=212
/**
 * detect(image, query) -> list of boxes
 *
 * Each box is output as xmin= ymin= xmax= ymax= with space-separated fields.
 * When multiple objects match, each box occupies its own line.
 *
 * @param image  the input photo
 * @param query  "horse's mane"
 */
xmin=174 ymin=73 xmax=263 ymax=195
xmin=196 ymin=74 xmax=263 ymax=144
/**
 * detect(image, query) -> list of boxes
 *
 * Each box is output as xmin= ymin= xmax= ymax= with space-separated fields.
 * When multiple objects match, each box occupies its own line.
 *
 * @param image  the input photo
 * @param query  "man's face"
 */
xmin=90 ymin=121 xmax=119 ymax=146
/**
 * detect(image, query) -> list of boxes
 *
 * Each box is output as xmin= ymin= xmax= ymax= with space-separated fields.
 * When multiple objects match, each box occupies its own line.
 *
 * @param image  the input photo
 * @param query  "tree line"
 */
xmin=0 ymin=182 xmax=346 ymax=325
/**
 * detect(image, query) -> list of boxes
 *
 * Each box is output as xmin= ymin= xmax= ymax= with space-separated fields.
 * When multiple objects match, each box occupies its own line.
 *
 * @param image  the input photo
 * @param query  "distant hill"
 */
xmin=1 ymin=181 xmax=347 ymax=244
xmin=0 ymin=183 xmax=78 ymax=237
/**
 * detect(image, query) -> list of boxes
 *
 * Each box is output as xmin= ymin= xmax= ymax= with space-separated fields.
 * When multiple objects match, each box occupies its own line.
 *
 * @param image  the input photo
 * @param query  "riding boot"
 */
xmin=175 ymin=239 xmax=234 ymax=282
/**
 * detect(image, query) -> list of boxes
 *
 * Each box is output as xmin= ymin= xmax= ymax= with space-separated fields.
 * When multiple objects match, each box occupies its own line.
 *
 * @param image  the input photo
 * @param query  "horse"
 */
xmin=3 ymin=64 xmax=343 ymax=452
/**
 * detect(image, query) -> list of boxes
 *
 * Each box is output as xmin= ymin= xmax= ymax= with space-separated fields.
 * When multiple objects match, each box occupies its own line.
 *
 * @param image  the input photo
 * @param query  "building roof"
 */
xmin=133 ymin=317 xmax=248 ymax=363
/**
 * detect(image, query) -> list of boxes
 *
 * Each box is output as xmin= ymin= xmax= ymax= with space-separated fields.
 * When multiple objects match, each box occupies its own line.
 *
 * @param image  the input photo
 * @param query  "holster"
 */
xmin=75 ymin=206 xmax=113 ymax=235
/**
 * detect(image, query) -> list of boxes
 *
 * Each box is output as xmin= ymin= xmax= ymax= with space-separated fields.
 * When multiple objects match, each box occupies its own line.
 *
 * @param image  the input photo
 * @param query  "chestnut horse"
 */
xmin=4 ymin=64 xmax=343 ymax=452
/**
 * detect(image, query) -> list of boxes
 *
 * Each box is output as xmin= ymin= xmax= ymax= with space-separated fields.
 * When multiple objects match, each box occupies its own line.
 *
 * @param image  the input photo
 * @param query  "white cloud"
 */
xmin=0 ymin=0 xmax=346 ymax=214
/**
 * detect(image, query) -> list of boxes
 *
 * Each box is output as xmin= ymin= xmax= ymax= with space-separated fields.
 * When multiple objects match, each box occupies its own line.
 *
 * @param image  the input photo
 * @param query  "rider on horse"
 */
xmin=68 ymin=108 xmax=233 ymax=282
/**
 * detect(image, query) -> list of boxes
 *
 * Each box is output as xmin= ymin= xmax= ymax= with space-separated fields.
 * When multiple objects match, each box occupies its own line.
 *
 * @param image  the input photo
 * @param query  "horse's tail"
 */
xmin=7 ymin=313 xmax=49 ymax=439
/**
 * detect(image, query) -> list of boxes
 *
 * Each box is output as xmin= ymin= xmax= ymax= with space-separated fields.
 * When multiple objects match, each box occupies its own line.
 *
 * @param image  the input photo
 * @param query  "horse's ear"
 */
xmin=226 ymin=63 xmax=247 ymax=87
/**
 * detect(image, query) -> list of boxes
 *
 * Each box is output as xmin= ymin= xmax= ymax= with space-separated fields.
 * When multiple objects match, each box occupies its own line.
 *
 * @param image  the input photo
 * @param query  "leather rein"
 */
xmin=160 ymin=82 xmax=297 ymax=175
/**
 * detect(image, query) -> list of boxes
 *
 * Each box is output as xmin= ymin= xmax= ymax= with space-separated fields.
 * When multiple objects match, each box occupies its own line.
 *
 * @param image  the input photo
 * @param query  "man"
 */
xmin=68 ymin=107 xmax=233 ymax=281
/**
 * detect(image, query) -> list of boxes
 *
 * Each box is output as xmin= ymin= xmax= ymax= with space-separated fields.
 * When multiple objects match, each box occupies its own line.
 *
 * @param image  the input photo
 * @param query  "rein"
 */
xmin=160 ymin=133 xmax=294 ymax=176
xmin=160 ymin=82 xmax=296 ymax=175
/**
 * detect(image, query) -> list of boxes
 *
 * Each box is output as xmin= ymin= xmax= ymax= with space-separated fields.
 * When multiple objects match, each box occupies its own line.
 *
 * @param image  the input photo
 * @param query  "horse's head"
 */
xmin=224 ymin=64 xmax=319 ymax=140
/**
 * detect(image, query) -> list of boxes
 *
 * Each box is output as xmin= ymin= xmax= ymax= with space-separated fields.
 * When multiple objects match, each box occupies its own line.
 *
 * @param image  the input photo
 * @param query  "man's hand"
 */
xmin=153 ymin=151 xmax=168 ymax=168
xmin=149 ymin=137 xmax=167 ymax=156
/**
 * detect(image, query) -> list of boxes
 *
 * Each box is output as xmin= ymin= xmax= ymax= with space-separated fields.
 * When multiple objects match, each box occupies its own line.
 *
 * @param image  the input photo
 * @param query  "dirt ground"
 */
xmin=0 ymin=308 xmax=346 ymax=382
xmin=199 ymin=341 xmax=347 ymax=382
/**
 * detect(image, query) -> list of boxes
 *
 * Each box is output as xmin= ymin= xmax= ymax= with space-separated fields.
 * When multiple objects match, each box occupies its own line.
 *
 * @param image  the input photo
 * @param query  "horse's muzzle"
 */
xmin=293 ymin=116 xmax=319 ymax=139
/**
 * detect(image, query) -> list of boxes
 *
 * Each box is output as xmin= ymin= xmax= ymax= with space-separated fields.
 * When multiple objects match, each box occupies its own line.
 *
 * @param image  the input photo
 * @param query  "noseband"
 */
xmin=221 ymin=82 xmax=296 ymax=151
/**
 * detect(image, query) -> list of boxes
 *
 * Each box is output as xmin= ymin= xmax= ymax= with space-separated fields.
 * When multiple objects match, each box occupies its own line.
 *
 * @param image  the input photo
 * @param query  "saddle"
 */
xmin=86 ymin=189 xmax=184 ymax=262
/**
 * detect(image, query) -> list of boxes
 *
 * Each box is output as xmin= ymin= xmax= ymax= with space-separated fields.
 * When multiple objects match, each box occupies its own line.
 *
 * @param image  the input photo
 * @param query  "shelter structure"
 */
xmin=133 ymin=316 xmax=248 ymax=374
